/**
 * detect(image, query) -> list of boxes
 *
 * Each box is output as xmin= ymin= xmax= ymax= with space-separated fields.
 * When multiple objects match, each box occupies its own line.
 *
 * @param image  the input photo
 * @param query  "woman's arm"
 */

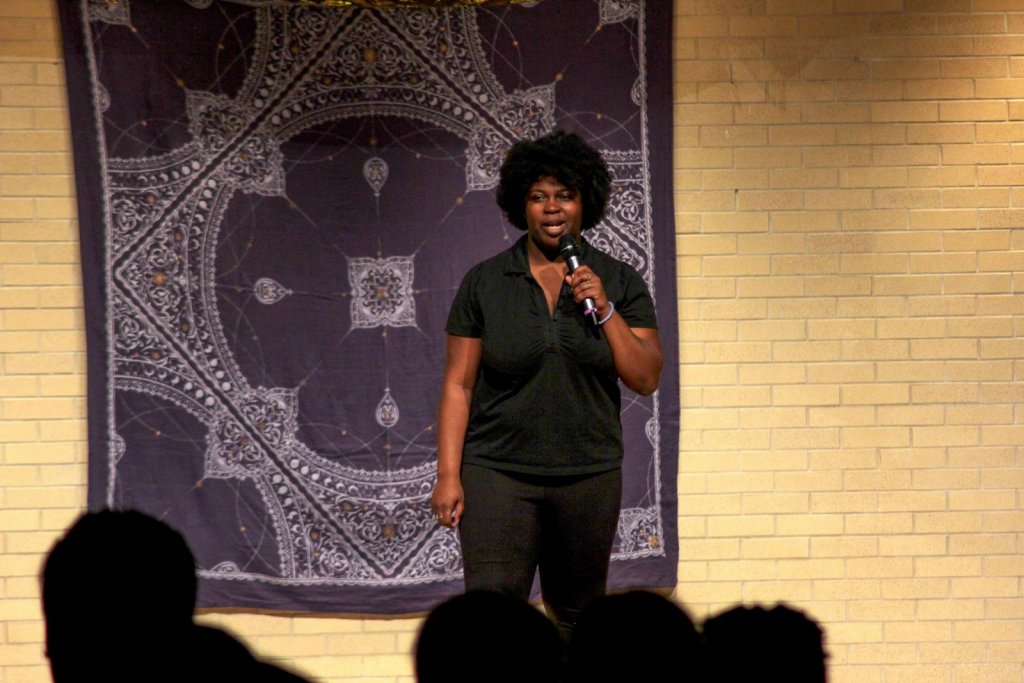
xmin=568 ymin=267 xmax=663 ymax=396
xmin=599 ymin=317 xmax=662 ymax=396
xmin=431 ymin=334 xmax=482 ymax=528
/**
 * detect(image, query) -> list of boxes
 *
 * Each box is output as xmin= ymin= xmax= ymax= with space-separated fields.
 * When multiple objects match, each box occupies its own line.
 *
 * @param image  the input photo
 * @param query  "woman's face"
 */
xmin=523 ymin=177 xmax=582 ymax=255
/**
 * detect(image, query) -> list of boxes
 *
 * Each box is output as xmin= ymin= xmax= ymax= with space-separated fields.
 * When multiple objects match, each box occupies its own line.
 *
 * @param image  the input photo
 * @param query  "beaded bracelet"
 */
xmin=597 ymin=301 xmax=615 ymax=325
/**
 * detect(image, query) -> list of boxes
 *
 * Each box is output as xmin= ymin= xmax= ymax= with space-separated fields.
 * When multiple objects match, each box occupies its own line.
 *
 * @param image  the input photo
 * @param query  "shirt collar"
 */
xmin=503 ymin=234 xmax=592 ymax=275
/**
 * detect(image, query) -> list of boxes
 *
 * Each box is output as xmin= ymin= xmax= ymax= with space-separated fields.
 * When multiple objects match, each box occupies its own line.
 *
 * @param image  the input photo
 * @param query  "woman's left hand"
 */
xmin=566 ymin=266 xmax=612 ymax=320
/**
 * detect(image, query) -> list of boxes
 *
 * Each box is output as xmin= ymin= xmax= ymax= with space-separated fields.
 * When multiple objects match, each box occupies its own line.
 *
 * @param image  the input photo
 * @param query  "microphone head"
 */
xmin=558 ymin=234 xmax=578 ymax=256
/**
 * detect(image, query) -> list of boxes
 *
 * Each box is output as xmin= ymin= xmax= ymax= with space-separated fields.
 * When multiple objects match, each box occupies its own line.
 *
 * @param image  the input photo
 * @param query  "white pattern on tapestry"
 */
xmin=254 ymin=277 xmax=292 ymax=305
xmin=363 ymin=157 xmax=389 ymax=197
xmin=348 ymin=256 xmax=416 ymax=329
xmin=375 ymin=389 xmax=400 ymax=429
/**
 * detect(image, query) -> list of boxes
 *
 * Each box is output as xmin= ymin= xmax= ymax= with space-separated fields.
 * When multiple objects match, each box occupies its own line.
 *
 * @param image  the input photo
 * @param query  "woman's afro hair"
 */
xmin=496 ymin=130 xmax=611 ymax=232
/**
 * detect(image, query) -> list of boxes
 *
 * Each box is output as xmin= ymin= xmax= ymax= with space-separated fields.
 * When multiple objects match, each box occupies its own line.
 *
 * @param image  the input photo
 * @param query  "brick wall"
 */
xmin=675 ymin=1 xmax=1024 ymax=681
xmin=1 ymin=1 xmax=1022 ymax=682
xmin=0 ymin=1 xmax=88 ymax=681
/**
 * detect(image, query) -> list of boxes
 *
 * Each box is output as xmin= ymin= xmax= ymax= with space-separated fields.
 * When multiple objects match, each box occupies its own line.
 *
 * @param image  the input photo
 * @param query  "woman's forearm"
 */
xmin=436 ymin=382 xmax=471 ymax=480
xmin=431 ymin=335 xmax=482 ymax=527
xmin=600 ymin=312 xmax=663 ymax=396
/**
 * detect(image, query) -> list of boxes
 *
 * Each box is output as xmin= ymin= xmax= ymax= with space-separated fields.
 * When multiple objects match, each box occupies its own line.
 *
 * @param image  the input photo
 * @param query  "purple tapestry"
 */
xmin=59 ymin=0 xmax=677 ymax=614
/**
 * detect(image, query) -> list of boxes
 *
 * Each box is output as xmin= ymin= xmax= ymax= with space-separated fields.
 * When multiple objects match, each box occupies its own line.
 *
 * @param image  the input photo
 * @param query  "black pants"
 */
xmin=459 ymin=463 xmax=622 ymax=638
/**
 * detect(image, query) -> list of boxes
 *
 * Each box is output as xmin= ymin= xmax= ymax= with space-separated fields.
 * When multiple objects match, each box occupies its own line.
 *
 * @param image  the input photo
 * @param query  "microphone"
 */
xmin=558 ymin=234 xmax=599 ymax=325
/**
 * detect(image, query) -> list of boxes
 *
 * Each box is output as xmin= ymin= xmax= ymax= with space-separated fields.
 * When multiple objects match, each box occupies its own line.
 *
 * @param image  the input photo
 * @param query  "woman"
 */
xmin=431 ymin=130 xmax=663 ymax=637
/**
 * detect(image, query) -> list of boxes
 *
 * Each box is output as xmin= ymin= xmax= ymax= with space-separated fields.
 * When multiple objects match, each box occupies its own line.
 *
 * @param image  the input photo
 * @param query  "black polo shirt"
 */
xmin=446 ymin=235 xmax=657 ymax=476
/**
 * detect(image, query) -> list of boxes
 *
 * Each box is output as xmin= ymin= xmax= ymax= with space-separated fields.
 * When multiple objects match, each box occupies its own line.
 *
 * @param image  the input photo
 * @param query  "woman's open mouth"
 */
xmin=541 ymin=221 xmax=565 ymax=236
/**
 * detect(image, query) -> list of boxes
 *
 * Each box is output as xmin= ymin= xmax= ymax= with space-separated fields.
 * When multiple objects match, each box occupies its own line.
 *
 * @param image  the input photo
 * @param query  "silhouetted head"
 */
xmin=702 ymin=603 xmax=828 ymax=683
xmin=415 ymin=591 xmax=564 ymax=683
xmin=566 ymin=590 xmax=702 ymax=682
xmin=41 ymin=509 xmax=198 ymax=682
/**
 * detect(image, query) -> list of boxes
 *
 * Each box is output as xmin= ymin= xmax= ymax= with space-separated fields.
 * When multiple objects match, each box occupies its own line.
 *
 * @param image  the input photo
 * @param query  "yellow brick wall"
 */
xmin=675 ymin=1 xmax=1024 ymax=681
xmin=2 ymin=1 xmax=1023 ymax=682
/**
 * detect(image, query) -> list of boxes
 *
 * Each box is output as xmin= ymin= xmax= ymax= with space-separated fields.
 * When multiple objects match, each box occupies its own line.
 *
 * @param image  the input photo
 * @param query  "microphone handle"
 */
xmin=566 ymin=254 xmax=599 ymax=324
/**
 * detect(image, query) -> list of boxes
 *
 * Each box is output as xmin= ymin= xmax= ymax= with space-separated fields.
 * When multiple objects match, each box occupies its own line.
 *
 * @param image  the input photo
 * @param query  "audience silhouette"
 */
xmin=41 ymin=508 xmax=310 ymax=683
xmin=701 ymin=602 xmax=828 ymax=683
xmin=566 ymin=590 xmax=702 ymax=682
xmin=43 ymin=509 xmax=831 ymax=683
xmin=415 ymin=590 xmax=829 ymax=683
xmin=415 ymin=590 xmax=564 ymax=683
